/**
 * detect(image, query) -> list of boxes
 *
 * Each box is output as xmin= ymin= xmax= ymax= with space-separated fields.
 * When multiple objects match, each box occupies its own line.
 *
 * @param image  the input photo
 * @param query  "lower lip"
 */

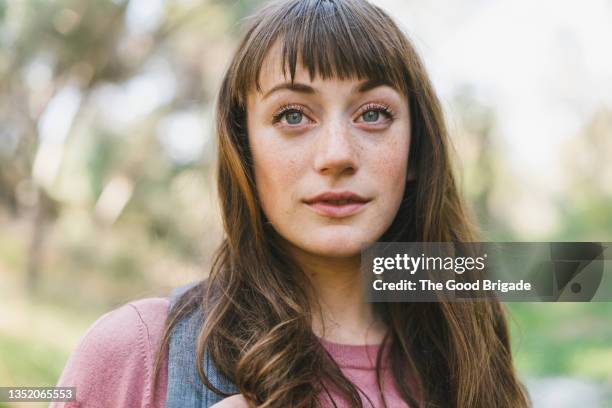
xmin=305 ymin=201 xmax=370 ymax=218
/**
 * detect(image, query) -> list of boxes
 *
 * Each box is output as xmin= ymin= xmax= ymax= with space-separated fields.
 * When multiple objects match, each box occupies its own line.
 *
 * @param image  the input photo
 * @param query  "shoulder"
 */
xmin=52 ymin=297 xmax=170 ymax=408
xmin=69 ymin=297 xmax=170 ymax=367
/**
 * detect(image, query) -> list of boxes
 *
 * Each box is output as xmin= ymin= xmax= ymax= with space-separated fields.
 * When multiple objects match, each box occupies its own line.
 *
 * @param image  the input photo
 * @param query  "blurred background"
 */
xmin=0 ymin=0 xmax=610 ymax=407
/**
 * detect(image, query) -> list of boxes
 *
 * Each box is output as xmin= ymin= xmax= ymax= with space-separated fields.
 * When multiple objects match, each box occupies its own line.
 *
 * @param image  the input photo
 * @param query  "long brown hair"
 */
xmin=152 ymin=0 xmax=531 ymax=406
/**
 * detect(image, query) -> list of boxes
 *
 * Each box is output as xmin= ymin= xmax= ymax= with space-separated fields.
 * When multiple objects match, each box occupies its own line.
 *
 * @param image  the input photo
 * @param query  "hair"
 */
xmin=151 ymin=0 xmax=531 ymax=407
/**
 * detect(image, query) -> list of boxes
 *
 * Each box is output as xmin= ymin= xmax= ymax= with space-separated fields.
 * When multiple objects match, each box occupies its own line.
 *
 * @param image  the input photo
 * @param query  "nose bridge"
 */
xmin=314 ymin=117 xmax=357 ymax=174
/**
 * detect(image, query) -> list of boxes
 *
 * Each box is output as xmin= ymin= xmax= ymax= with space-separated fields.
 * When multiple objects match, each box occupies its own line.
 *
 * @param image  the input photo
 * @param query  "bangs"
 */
xmin=234 ymin=0 xmax=412 ymax=105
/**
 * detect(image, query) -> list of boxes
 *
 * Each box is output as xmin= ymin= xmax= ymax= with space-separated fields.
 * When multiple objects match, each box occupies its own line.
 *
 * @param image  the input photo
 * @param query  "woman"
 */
xmin=53 ymin=0 xmax=531 ymax=407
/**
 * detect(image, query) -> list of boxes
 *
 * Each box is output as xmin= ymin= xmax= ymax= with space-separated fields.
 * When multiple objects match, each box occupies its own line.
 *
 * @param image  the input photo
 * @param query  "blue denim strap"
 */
xmin=166 ymin=281 xmax=239 ymax=408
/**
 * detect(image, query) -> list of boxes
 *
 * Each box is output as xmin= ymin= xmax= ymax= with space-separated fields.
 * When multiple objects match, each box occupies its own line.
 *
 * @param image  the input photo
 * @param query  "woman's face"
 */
xmin=246 ymin=46 xmax=412 ymax=259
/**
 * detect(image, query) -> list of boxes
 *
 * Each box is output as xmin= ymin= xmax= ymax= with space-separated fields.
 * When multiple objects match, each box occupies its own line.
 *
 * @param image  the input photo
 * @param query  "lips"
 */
xmin=303 ymin=191 xmax=371 ymax=218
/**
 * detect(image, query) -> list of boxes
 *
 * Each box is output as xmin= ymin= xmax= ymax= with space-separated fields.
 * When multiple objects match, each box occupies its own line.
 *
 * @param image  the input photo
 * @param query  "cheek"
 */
xmin=249 ymin=131 xmax=302 ymax=217
xmin=372 ymin=131 xmax=411 ymax=207
xmin=378 ymin=147 xmax=408 ymax=178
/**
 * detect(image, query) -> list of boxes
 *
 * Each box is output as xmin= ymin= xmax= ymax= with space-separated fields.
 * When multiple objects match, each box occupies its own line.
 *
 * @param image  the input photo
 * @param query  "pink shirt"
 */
xmin=52 ymin=298 xmax=411 ymax=407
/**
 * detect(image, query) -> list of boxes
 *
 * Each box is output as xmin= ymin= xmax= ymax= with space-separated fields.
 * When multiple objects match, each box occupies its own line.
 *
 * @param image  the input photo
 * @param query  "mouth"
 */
xmin=302 ymin=191 xmax=372 ymax=218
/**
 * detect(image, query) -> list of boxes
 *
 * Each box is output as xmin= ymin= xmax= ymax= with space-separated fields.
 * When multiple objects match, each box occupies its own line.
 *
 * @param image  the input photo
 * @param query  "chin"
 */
xmin=313 ymin=246 xmax=361 ymax=258
xmin=302 ymin=233 xmax=370 ymax=258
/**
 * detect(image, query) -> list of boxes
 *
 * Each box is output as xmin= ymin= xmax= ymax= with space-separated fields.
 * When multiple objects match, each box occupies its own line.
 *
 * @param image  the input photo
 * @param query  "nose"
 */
xmin=313 ymin=120 xmax=358 ymax=177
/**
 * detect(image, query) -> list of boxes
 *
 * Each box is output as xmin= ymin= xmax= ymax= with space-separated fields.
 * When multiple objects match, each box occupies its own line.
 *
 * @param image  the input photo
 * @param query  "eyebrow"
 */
xmin=261 ymin=78 xmax=391 ymax=100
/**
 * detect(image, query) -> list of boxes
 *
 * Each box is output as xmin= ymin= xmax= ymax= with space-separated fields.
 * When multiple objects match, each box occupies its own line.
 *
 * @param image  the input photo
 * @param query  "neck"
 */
xmin=288 ymin=245 xmax=387 ymax=345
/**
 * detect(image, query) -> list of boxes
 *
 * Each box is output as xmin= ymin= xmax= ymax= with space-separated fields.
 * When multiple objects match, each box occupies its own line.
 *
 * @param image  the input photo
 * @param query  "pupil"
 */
xmin=363 ymin=110 xmax=379 ymax=122
xmin=286 ymin=111 xmax=302 ymax=124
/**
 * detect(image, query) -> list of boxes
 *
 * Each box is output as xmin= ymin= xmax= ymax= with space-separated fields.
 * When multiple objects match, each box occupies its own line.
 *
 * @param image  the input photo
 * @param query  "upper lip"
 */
xmin=303 ymin=191 xmax=371 ymax=204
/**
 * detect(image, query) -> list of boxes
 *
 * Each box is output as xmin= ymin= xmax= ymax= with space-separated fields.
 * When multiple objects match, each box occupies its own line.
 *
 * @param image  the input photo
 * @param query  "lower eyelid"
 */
xmin=274 ymin=115 xmax=315 ymax=128
xmin=356 ymin=110 xmax=394 ymax=123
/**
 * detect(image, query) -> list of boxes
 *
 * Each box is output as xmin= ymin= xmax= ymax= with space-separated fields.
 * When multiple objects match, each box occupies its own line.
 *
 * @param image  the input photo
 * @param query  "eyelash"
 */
xmin=272 ymin=104 xmax=306 ymax=124
xmin=358 ymin=103 xmax=395 ymax=121
xmin=271 ymin=102 xmax=396 ymax=125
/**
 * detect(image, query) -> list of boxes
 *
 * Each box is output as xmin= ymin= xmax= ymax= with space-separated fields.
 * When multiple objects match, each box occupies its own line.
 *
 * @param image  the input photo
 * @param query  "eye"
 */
xmin=356 ymin=103 xmax=395 ymax=125
xmin=285 ymin=110 xmax=303 ymax=125
xmin=272 ymin=104 xmax=311 ymax=127
xmin=362 ymin=110 xmax=380 ymax=122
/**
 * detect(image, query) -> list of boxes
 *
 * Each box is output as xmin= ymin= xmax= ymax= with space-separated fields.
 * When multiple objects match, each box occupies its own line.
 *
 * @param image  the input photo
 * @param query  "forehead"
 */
xmin=253 ymin=40 xmax=393 ymax=97
xmin=255 ymin=41 xmax=322 ymax=92
xmin=259 ymin=43 xmax=306 ymax=87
